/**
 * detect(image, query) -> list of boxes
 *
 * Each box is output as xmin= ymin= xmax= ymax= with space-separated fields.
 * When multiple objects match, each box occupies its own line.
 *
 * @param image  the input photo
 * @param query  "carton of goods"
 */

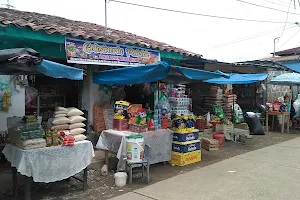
xmin=172 ymin=140 xmax=201 ymax=153
xmin=173 ymin=129 xmax=199 ymax=142
xmin=201 ymin=138 xmax=219 ymax=151
xmin=170 ymin=150 xmax=201 ymax=166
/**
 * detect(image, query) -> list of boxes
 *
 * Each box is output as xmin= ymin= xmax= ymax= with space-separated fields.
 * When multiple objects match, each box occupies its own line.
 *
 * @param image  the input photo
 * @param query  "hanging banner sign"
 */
xmin=65 ymin=38 xmax=160 ymax=66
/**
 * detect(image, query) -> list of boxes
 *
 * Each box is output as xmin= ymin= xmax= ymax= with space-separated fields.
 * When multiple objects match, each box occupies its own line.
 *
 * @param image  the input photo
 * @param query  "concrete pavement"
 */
xmin=110 ymin=137 xmax=300 ymax=200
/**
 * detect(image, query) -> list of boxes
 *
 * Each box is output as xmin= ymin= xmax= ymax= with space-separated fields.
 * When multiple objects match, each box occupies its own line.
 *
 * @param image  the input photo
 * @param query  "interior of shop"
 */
xmin=25 ymin=75 xmax=81 ymax=128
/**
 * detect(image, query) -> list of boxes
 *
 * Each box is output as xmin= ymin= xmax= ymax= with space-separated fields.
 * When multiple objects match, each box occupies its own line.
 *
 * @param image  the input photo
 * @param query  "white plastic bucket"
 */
xmin=126 ymin=135 xmax=144 ymax=163
xmin=114 ymin=172 xmax=127 ymax=187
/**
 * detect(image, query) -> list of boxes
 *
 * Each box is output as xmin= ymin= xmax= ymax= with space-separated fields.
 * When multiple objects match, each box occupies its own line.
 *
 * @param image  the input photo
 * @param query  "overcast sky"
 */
xmin=1 ymin=0 xmax=300 ymax=62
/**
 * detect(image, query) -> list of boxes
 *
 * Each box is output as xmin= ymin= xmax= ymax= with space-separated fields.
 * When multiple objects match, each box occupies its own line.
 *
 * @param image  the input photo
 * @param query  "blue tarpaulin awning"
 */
xmin=36 ymin=60 xmax=83 ymax=80
xmin=93 ymin=62 xmax=228 ymax=85
xmin=284 ymin=63 xmax=300 ymax=73
xmin=204 ymin=73 xmax=268 ymax=84
xmin=269 ymin=73 xmax=300 ymax=85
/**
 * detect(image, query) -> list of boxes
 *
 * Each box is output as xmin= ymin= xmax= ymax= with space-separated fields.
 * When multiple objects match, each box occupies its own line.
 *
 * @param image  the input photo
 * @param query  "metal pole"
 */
xmin=273 ymin=37 xmax=280 ymax=57
xmin=105 ymin=0 xmax=107 ymax=31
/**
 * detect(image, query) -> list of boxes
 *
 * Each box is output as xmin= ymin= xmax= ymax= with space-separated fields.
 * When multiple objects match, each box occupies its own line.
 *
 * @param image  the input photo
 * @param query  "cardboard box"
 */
xmin=202 ymin=143 xmax=219 ymax=151
xmin=172 ymin=140 xmax=201 ymax=153
xmin=170 ymin=150 xmax=201 ymax=166
xmin=173 ymin=129 xmax=199 ymax=142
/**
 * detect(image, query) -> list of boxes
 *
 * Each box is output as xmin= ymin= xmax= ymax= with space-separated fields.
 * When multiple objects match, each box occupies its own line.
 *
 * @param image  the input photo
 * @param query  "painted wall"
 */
xmin=81 ymin=68 xmax=111 ymax=130
xmin=0 ymin=87 xmax=25 ymax=131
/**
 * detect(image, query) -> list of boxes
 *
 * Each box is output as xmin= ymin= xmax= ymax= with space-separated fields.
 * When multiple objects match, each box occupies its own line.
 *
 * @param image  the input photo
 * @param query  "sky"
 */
xmin=1 ymin=0 xmax=300 ymax=62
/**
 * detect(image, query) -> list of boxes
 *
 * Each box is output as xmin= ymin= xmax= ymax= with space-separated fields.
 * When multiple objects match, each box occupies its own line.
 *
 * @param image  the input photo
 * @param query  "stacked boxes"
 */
xmin=93 ymin=105 xmax=106 ymax=133
xmin=170 ymin=129 xmax=201 ymax=166
xmin=170 ymin=150 xmax=201 ymax=166
xmin=201 ymin=138 xmax=219 ymax=151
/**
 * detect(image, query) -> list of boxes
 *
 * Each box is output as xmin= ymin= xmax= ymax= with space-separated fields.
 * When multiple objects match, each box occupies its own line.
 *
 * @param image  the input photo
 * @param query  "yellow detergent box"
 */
xmin=170 ymin=150 xmax=201 ymax=166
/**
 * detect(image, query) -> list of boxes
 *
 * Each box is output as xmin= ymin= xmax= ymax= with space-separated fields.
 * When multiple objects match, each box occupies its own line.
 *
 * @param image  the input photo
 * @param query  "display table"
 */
xmin=266 ymin=111 xmax=290 ymax=134
xmin=96 ymin=129 xmax=173 ymax=171
xmin=2 ymin=140 xmax=95 ymax=200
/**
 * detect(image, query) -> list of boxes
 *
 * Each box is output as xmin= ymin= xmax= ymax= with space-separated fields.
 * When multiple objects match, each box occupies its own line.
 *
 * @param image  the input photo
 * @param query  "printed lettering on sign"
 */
xmin=188 ymin=144 xmax=197 ymax=152
xmin=65 ymin=38 xmax=160 ymax=66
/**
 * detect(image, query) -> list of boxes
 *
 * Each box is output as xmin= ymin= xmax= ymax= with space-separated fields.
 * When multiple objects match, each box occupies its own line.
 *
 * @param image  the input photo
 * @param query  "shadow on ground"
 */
xmin=1 ymin=131 xmax=299 ymax=200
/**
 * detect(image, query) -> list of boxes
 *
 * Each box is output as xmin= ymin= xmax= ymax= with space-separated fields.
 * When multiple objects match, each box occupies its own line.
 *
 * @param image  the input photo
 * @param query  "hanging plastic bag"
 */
xmin=25 ymin=86 xmax=38 ymax=105
xmin=2 ymin=91 xmax=11 ymax=111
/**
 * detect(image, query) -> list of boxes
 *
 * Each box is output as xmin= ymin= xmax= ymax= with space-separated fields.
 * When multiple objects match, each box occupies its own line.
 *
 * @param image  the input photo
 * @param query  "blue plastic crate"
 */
xmin=173 ymin=131 xmax=199 ymax=142
xmin=172 ymin=140 xmax=201 ymax=153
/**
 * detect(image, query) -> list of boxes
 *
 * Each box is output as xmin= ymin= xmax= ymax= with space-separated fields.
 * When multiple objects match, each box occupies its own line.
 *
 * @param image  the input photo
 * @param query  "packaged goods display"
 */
xmin=8 ymin=115 xmax=46 ymax=150
xmin=50 ymin=107 xmax=87 ymax=145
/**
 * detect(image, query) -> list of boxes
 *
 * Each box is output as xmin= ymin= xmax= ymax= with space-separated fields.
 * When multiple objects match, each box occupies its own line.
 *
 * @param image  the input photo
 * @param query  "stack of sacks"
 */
xmin=8 ymin=120 xmax=46 ymax=150
xmin=204 ymin=86 xmax=223 ymax=112
xmin=67 ymin=108 xmax=87 ymax=142
xmin=16 ymin=138 xmax=46 ymax=150
xmin=52 ymin=107 xmax=70 ymax=131
xmin=59 ymin=130 xmax=75 ymax=146
xmin=51 ymin=107 xmax=87 ymax=142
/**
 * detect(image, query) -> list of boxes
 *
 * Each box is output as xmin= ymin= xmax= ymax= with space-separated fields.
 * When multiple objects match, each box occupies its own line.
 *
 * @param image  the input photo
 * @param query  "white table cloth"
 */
xmin=96 ymin=129 xmax=173 ymax=171
xmin=2 ymin=140 xmax=95 ymax=183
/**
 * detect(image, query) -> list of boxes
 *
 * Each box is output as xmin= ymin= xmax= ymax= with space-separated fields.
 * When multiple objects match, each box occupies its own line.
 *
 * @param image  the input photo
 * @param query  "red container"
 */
xmin=196 ymin=118 xmax=207 ymax=130
xmin=212 ymin=132 xmax=224 ymax=149
xmin=162 ymin=117 xmax=168 ymax=129
xmin=113 ymin=119 xmax=129 ymax=131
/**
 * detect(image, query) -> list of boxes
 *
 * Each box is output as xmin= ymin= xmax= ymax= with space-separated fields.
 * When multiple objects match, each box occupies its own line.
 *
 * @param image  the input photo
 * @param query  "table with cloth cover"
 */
xmin=96 ymin=129 xmax=173 ymax=171
xmin=2 ymin=140 xmax=95 ymax=200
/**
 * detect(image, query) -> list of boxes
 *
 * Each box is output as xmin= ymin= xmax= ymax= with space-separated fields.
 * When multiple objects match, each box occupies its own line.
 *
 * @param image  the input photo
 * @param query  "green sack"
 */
xmin=213 ymin=105 xmax=225 ymax=119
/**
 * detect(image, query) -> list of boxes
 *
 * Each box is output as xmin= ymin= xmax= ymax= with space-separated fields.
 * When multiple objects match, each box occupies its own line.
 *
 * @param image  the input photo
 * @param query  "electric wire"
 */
xmin=208 ymin=25 xmax=296 ymax=49
xmin=236 ymin=0 xmax=300 ymax=16
xmin=279 ymin=0 xmax=293 ymax=37
xmin=109 ymin=0 xmax=296 ymax=24
xmin=261 ymin=0 xmax=292 ymax=7
xmin=278 ymin=28 xmax=300 ymax=49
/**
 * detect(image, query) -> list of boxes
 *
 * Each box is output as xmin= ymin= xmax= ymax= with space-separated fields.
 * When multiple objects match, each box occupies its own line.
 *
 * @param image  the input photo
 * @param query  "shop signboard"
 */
xmin=65 ymin=38 xmax=160 ymax=66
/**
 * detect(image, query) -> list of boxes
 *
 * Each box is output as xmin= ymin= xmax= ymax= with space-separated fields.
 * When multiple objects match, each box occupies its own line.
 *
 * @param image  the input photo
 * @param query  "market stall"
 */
xmin=203 ymin=73 xmax=269 ymax=141
xmin=95 ymin=62 xmax=228 ymax=170
xmin=0 ymin=48 xmax=94 ymax=200
xmin=267 ymin=73 xmax=300 ymax=133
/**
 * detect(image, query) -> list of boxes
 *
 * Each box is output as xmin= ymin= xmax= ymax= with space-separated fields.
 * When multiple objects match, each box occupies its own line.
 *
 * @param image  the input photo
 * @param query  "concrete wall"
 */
xmin=267 ymin=70 xmax=291 ymax=101
xmin=81 ymin=68 xmax=111 ymax=130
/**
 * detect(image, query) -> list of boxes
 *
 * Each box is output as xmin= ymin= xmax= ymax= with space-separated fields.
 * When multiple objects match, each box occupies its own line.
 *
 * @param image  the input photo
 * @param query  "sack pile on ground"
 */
xmin=52 ymin=107 xmax=87 ymax=142
xmin=223 ymin=94 xmax=237 ymax=120
xmin=204 ymin=86 xmax=224 ymax=112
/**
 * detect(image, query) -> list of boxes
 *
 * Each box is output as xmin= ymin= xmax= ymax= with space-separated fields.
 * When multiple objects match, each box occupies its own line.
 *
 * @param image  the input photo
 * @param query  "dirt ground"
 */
xmin=1 ymin=130 xmax=299 ymax=200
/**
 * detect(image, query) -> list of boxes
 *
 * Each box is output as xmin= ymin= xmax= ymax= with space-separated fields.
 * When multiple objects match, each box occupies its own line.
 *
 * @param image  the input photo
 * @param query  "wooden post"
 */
xmin=24 ymin=176 xmax=32 ymax=200
xmin=12 ymin=167 xmax=18 ymax=197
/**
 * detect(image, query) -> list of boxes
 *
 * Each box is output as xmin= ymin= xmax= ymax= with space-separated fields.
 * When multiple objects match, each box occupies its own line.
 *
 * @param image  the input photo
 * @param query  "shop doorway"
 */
xmin=25 ymin=75 xmax=80 ymax=128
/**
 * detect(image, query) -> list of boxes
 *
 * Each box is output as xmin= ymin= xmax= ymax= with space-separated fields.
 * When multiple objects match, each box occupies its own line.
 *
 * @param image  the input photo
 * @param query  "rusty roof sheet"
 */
xmin=274 ymin=47 xmax=300 ymax=56
xmin=0 ymin=8 xmax=201 ymax=57
xmin=264 ymin=55 xmax=300 ymax=62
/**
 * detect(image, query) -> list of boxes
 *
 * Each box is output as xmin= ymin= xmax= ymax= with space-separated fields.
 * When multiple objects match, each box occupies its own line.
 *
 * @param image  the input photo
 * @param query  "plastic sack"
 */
xmin=25 ymin=86 xmax=38 ymax=105
xmin=213 ymin=105 xmax=225 ymax=119
xmin=157 ymin=100 xmax=171 ymax=116
xmin=293 ymin=94 xmax=300 ymax=114
xmin=234 ymin=104 xmax=244 ymax=124
xmin=245 ymin=112 xmax=265 ymax=135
